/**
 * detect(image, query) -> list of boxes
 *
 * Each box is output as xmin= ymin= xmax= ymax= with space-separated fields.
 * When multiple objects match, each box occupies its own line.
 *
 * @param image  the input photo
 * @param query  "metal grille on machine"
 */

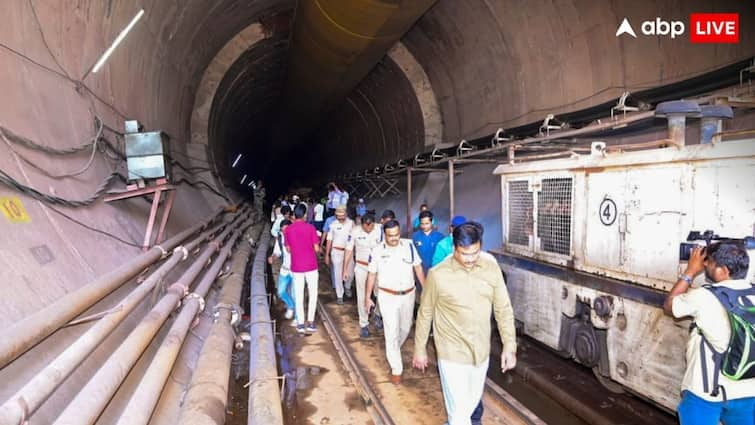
xmin=508 ymin=180 xmax=533 ymax=246
xmin=537 ymin=177 xmax=572 ymax=255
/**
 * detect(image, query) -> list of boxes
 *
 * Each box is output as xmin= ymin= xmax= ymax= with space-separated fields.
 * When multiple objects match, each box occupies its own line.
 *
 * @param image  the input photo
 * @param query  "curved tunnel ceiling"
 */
xmin=202 ymin=0 xmax=754 ymax=196
xmin=12 ymin=1 xmax=749 ymax=198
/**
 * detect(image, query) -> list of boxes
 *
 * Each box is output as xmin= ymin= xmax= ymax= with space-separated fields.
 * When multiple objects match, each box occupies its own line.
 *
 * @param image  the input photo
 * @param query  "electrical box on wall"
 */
xmin=124 ymin=120 xmax=170 ymax=181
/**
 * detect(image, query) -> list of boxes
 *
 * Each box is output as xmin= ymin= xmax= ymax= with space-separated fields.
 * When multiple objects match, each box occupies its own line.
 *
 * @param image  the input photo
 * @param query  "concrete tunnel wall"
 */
xmin=0 ymin=0 xmax=753 ymax=422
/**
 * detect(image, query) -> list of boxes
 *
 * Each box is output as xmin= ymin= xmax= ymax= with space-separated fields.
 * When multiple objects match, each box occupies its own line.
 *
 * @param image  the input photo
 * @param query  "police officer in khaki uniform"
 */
xmin=344 ymin=213 xmax=383 ymax=338
xmin=365 ymin=219 xmax=425 ymax=384
xmin=325 ymin=205 xmax=354 ymax=304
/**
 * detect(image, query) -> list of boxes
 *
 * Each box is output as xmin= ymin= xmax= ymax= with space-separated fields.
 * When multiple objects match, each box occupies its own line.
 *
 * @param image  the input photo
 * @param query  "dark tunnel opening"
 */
xmin=205 ymin=4 xmax=436 ymax=199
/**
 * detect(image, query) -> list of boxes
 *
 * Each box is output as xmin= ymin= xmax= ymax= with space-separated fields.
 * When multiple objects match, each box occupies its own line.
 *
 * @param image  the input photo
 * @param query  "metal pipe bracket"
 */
xmin=185 ymin=292 xmax=206 ymax=313
xmin=173 ymin=246 xmax=189 ymax=261
xmin=155 ymin=244 xmax=169 ymax=259
xmin=213 ymin=302 xmax=242 ymax=326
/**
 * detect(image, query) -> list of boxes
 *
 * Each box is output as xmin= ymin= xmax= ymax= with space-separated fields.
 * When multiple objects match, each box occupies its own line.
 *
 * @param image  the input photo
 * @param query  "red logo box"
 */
xmin=690 ymin=13 xmax=739 ymax=43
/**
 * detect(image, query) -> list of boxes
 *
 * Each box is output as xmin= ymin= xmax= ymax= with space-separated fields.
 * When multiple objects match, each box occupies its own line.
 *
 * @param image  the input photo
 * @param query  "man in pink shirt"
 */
xmin=284 ymin=204 xmax=321 ymax=333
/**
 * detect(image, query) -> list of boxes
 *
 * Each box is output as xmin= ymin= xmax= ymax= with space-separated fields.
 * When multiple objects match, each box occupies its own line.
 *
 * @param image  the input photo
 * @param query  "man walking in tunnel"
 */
xmin=325 ymin=205 xmax=355 ymax=304
xmin=271 ymin=205 xmax=291 ymax=237
xmin=365 ymin=220 xmax=425 ymax=384
xmin=343 ymin=213 xmax=383 ymax=338
xmin=413 ymin=222 xmax=517 ymax=425
xmin=412 ymin=210 xmax=444 ymax=298
xmin=253 ymin=180 xmax=265 ymax=216
xmin=268 ymin=219 xmax=296 ymax=320
xmin=284 ymin=204 xmax=321 ymax=334
xmin=432 ymin=215 xmax=466 ymax=267
xmin=326 ymin=182 xmax=342 ymax=217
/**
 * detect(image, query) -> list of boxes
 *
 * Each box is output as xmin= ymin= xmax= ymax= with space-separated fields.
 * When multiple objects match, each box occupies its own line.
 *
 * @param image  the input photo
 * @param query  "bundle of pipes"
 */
xmin=0 ymin=207 xmax=226 ymax=369
xmin=52 ymin=211 xmax=253 ymax=425
xmin=0 ymin=206 xmax=248 ymax=424
xmin=178 ymin=226 xmax=268 ymax=425
xmin=118 ymin=220 xmax=262 ymax=425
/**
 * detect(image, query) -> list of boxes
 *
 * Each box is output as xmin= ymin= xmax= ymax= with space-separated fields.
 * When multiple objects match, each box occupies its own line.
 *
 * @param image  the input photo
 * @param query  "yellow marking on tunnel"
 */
xmin=0 ymin=196 xmax=31 ymax=223
xmin=313 ymin=0 xmax=399 ymax=41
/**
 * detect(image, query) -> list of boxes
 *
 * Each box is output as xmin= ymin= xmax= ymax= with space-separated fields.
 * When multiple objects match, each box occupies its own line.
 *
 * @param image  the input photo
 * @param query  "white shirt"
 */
xmin=672 ymin=279 xmax=755 ymax=401
xmin=367 ymin=239 xmax=421 ymax=291
xmin=314 ymin=204 xmax=324 ymax=221
xmin=272 ymin=234 xmax=291 ymax=275
xmin=327 ymin=218 xmax=354 ymax=250
xmin=271 ymin=215 xmax=286 ymax=237
xmin=327 ymin=190 xmax=342 ymax=209
xmin=345 ymin=226 xmax=382 ymax=267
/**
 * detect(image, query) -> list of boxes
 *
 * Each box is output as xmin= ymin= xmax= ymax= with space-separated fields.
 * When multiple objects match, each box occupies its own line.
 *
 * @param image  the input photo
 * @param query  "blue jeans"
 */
xmin=277 ymin=273 xmax=295 ymax=311
xmin=471 ymin=400 xmax=483 ymax=424
xmin=678 ymin=390 xmax=755 ymax=425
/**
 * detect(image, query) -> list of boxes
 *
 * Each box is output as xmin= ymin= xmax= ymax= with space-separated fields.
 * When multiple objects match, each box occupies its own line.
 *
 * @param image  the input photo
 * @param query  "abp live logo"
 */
xmin=690 ymin=13 xmax=739 ymax=43
xmin=616 ymin=13 xmax=739 ymax=43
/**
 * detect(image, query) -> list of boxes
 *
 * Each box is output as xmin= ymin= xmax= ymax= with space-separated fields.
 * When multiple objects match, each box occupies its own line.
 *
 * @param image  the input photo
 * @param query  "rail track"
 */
xmin=316 ymin=295 xmax=543 ymax=425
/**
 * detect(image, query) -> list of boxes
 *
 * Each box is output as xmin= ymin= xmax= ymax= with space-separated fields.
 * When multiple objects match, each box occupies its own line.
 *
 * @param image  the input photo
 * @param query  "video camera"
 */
xmin=679 ymin=230 xmax=755 ymax=261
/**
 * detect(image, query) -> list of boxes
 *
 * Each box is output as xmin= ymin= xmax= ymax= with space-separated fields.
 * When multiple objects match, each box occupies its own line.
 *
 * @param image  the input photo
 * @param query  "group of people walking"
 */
xmin=269 ymin=189 xmax=518 ymax=425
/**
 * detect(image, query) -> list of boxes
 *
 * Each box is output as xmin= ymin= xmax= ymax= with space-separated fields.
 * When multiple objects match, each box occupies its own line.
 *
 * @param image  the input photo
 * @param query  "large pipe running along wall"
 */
xmin=178 ymin=225 xmax=265 ymax=425
xmin=53 ymin=212 xmax=250 ymax=425
xmin=114 ymin=222 xmax=255 ymax=425
xmin=0 ymin=213 xmax=234 ymax=425
xmin=0 ymin=207 xmax=224 ymax=370
xmin=246 ymin=230 xmax=283 ymax=425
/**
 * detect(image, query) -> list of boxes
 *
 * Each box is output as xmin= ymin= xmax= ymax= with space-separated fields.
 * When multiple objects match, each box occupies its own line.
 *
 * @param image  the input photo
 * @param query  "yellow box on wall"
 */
xmin=0 ymin=196 xmax=31 ymax=223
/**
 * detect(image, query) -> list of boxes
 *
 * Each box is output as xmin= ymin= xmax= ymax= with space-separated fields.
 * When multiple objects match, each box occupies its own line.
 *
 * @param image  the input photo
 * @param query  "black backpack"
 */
xmin=698 ymin=283 xmax=755 ymax=401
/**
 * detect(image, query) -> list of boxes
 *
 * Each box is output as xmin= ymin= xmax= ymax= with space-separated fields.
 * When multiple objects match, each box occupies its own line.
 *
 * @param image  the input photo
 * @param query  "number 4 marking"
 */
xmin=599 ymin=198 xmax=617 ymax=226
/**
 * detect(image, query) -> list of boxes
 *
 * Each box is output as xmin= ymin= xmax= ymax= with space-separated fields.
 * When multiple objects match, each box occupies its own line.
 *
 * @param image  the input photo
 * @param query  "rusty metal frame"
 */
xmin=104 ymin=181 xmax=177 ymax=251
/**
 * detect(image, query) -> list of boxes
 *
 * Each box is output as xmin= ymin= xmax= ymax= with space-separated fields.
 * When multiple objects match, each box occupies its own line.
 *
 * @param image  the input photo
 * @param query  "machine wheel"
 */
xmin=592 ymin=367 xmax=625 ymax=394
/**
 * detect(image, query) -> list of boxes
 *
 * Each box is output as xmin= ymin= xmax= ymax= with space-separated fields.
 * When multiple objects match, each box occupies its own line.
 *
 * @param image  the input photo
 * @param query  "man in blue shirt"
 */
xmin=432 ymin=215 xmax=467 ymax=266
xmin=412 ymin=210 xmax=444 ymax=296
xmin=412 ymin=204 xmax=437 ymax=231
xmin=356 ymin=198 xmax=367 ymax=218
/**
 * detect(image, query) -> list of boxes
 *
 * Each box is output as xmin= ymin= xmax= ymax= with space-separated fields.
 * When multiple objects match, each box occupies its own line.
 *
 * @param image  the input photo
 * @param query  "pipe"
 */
xmin=114 ymin=223 xmax=251 ymax=425
xmin=53 ymin=213 xmax=249 ymax=425
xmin=246 ymin=230 xmax=283 ymax=425
xmin=0 ymin=219 xmax=233 ymax=425
xmin=0 ymin=207 xmax=225 ymax=369
xmin=178 ymin=226 xmax=265 ymax=425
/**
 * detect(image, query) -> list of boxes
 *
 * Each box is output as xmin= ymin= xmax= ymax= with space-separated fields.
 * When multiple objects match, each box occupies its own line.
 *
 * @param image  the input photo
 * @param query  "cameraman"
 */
xmin=663 ymin=243 xmax=754 ymax=425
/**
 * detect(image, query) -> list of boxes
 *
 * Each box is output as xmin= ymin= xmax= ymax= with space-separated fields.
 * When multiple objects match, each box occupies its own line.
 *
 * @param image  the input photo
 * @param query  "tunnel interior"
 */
xmin=0 ymin=1 xmax=754 ymax=423
xmin=197 ymin=0 xmax=754 ymax=199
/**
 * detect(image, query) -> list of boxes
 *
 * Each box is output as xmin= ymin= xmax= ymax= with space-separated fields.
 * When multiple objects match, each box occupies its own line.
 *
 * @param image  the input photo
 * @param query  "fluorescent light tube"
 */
xmin=92 ymin=9 xmax=145 ymax=73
